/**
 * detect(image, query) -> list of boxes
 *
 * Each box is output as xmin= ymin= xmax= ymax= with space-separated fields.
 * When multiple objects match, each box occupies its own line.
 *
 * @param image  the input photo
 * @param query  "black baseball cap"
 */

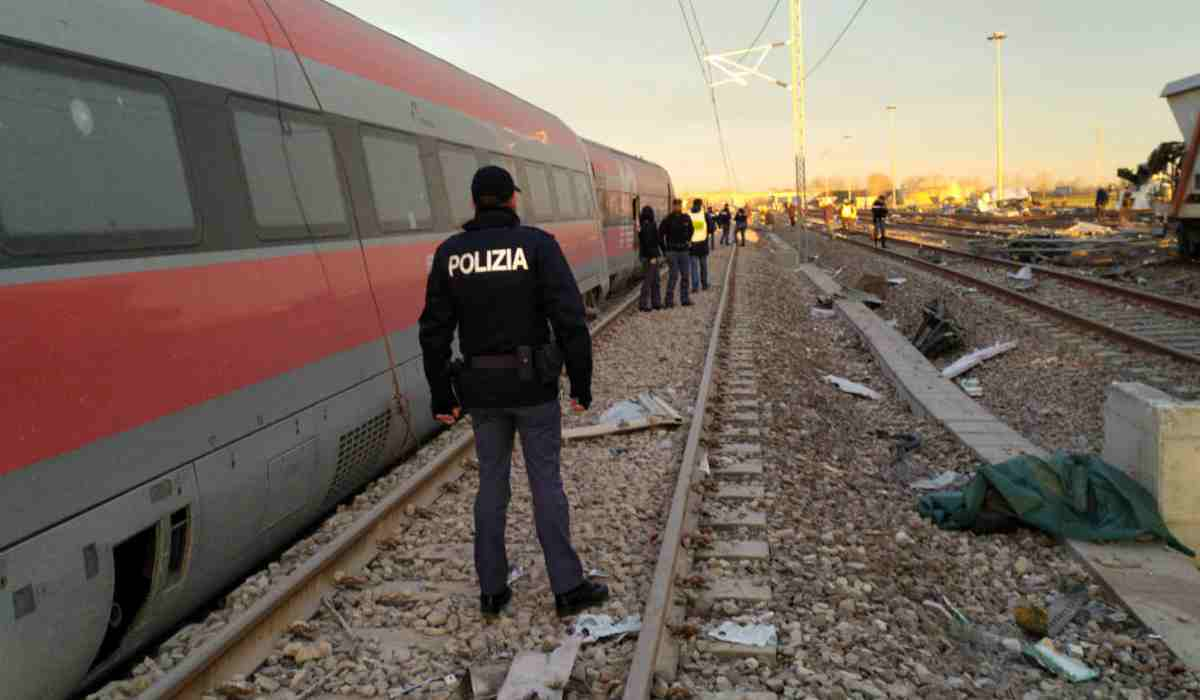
xmin=471 ymin=165 xmax=521 ymax=204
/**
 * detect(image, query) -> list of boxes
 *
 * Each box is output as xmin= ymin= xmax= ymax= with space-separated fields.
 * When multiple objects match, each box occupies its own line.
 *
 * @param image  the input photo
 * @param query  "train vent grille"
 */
xmin=324 ymin=409 xmax=392 ymax=506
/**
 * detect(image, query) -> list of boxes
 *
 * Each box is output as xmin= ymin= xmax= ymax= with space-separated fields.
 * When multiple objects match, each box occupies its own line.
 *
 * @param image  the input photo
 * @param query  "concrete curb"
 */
xmin=791 ymin=255 xmax=1200 ymax=671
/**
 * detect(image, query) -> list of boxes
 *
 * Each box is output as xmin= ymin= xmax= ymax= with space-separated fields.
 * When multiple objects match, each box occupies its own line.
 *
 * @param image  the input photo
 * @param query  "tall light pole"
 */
xmin=886 ymin=105 xmax=898 ymax=205
xmin=987 ymin=32 xmax=1006 ymax=200
xmin=790 ymin=0 xmax=807 ymax=245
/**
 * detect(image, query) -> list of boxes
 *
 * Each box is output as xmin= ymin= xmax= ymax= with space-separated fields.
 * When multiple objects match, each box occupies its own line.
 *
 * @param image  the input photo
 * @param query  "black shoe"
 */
xmin=652 ymin=305 xmax=663 ymax=311
xmin=664 ymin=303 xmax=674 ymax=309
xmin=681 ymin=301 xmax=694 ymax=307
xmin=480 ymin=586 xmax=512 ymax=617
xmin=555 ymin=580 xmax=609 ymax=617
xmin=639 ymin=307 xmax=651 ymax=312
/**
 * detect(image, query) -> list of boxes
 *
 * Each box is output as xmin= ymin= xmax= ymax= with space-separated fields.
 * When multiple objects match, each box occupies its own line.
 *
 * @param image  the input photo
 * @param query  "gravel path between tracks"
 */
xmin=665 ymin=243 xmax=1199 ymax=699
xmin=90 ymin=251 xmax=734 ymax=700
xmin=790 ymin=231 xmax=1198 ymax=453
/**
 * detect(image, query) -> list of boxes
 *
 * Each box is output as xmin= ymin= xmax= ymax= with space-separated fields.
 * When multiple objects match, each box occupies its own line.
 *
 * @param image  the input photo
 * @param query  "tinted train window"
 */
xmin=0 ymin=48 xmax=196 ymax=255
xmin=232 ymin=100 xmax=349 ymax=239
xmin=524 ymin=163 xmax=554 ymax=222
xmin=362 ymin=129 xmax=431 ymax=232
xmin=552 ymin=168 xmax=577 ymax=219
xmin=438 ymin=145 xmax=479 ymax=227
xmin=571 ymin=172 xmax=594 ymax=217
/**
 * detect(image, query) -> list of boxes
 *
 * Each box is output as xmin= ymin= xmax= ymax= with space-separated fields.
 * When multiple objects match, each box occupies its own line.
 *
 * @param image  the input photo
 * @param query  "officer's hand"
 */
xmin=570 ymin=399 xmax=587 ymax=413
xmin=435 ymin=407 xmax=461 ymax=425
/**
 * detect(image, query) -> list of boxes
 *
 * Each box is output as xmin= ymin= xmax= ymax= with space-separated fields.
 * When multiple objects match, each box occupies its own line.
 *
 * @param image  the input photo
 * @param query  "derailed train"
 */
xmin=0 ymin=2 xmax=673 ymax=697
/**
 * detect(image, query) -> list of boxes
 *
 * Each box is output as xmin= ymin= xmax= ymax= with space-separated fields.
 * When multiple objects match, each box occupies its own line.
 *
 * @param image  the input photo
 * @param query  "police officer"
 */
xmin=418 ymin=165 xmax=609 ymax=618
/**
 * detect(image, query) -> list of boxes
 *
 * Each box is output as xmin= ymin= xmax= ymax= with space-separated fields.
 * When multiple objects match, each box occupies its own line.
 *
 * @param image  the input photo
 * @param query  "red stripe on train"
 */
xmin=2 ymin=226 xmax=601 ymax=476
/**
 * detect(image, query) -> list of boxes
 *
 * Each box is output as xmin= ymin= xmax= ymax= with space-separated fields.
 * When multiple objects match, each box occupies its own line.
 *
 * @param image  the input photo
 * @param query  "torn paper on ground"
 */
xmin=910 ymin=471 xmax=961 ymax=491
xmin=573 ymin=614 xmax=642 ymax=643
xmin=824 ymin=375 xmax=882 ymax=400
xmin=706 ymin=622 xmax=778 ymax=647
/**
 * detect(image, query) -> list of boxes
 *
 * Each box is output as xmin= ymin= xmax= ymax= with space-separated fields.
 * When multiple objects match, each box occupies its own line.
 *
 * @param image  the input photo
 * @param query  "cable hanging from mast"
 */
xmin=678 ymin=0 xmax=739 ymax=193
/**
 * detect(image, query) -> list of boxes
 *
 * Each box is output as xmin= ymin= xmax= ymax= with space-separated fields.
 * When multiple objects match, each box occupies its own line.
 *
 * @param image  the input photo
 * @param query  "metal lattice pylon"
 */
xmin=704 ymin=42 xmax=790 ymax=89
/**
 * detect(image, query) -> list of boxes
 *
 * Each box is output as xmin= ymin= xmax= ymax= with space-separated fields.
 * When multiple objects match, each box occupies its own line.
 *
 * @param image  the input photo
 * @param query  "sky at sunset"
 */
xmin=330 ymin=0 xmax=1197 ymax=192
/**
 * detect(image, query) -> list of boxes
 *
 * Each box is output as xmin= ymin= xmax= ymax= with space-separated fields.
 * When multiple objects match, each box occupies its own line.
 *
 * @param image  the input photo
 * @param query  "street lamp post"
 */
xmin=987 ymin=32 xmax=1006 ymax=201
xmin=790 ymin=0 xmax=807 ymax=254
xmin=886 ymin=105 xmax=897 ymax=206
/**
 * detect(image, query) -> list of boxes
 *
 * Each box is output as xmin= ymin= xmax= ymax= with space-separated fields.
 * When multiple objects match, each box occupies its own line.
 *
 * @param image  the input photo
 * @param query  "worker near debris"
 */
xmin=871 ymin=196 xmax=889 ymax=249
xmin=840 ymin=200 xmax=856 ymax=233
xmin=734 ymin=207 xmax=748 ymax=246
xmin=718 ymin=205 xmax=732 ymax=246
xmin=689 ymin=198 xmax=711 ymax=293
xmin=659 ymin=198 xmax=694 ymax=307
xmin=418 ymin=165 xmax=608 ymax=618
xmin=637 ymin=205 xmax=662 ymax=312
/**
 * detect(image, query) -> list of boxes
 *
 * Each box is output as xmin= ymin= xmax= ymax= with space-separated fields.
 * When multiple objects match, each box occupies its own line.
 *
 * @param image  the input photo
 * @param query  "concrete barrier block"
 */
xmin=1104 ymin=382 xmax=1200 ymax=552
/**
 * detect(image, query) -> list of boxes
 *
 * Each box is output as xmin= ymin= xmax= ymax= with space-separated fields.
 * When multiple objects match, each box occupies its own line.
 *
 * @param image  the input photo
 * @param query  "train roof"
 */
xmin=1162 ymin=74 xmax=1200 ymax=98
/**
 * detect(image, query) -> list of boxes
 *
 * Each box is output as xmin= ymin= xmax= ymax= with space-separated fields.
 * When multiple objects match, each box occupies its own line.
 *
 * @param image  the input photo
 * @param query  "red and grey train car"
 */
xmin=0 ymin=2 xmax=672 ymax=697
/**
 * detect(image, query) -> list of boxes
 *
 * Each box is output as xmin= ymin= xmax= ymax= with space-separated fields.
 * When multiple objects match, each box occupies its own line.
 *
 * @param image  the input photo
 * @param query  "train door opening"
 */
xmin=91 ymin=526 xmax=156 ymax=668
xmin=631 ymin=196 xmax=640 ymax=252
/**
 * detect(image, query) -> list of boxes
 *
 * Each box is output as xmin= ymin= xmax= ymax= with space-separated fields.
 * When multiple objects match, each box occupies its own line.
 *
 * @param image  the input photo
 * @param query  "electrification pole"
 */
xmin=791 ymin=0 xmax=807 ymax=253
xmin=988 ymin=32 xmax=1006 ymax=201
xmin=886 ymin=105 xmax=897 ymax=206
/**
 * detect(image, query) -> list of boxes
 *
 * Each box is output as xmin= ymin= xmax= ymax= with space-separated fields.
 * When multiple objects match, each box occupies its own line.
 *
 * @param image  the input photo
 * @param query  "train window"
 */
xmin=571 ymin=173 xmax=594 ymax=217
xmin=552 ymin=168 xmax=577 ymax=219
xmin=0 ymin=47 xmax=197 ymax=255
xmin=362 ymin=129 xmax=432 ymax=232
xmin=524 ymin=162 xmax=554 ymax=221
xmin=231 ymin=99 xmax=349 ymax=239
xmin=438 ymin=145 xmax=479 ymax=227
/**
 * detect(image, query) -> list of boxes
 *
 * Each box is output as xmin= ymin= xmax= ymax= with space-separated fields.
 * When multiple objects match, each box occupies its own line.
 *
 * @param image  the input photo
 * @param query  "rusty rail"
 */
xmin=623 ymin=246 xmax=738 ymax=700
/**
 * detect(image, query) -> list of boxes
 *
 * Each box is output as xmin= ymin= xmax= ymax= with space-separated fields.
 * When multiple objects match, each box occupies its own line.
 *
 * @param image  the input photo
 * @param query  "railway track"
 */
xmin=124 ymin=250 xmax=744 ymax=700
xmin=830 ymin=225 xmax=1200 ymax=366
xmin=129 ymin=278 xmax=656 ymax=700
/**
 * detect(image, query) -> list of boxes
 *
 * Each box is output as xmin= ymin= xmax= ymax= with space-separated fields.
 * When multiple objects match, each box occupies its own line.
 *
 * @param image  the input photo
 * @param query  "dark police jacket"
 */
xmin=658 ymin=211 xmax=693 ymax=251
xmin=638 ymin=216 xmax=662 ymax=259
xmin=418 ymin=208 xmax=593 ymax=415
xmin=872 ymin=201 xmax=889 ymax=222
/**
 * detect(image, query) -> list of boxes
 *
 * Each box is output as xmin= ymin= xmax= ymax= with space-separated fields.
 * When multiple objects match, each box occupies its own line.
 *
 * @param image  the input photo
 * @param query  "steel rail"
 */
xmin=879 ymin=224 xmax=1200 ymax=318
xmin=623 ymin=246 xmax=738 ymax=700
xmin=140 ymin=284 xmax=646 ymax=700
xmin=836 ymin=236 xmax=1200 ymax=366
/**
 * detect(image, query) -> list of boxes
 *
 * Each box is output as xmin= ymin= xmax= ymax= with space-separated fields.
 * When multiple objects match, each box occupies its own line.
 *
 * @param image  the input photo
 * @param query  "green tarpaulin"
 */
xmin=918 ymin=453 xmax=1194 ymax=557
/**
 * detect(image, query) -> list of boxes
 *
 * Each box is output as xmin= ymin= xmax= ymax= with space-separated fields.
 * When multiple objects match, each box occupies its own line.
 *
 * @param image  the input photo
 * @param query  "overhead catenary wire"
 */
xmin=736 ymin=0 xmax=784 ymax=64
xmin=806 ymin=0 xmax=870 ymax=78
xmin=678 ymin=0 xmax=740 ymax=192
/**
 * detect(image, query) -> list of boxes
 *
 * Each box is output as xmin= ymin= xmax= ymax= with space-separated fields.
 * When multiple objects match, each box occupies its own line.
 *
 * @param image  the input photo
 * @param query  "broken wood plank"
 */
xmin=496 ymin=636 xmax=582 ymax=700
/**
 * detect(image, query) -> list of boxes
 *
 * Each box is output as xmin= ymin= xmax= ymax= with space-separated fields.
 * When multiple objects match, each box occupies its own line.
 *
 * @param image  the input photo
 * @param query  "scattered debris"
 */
xmin=810 ymin=307 xmax=837 ymax=320
xmin=507 ymin=566 xmax=526 ymax=585
xmin=496 ymin=635 xmax=582 ymax=700
xmin=698 ymin=448 xmax=711 ymax=477
xmin=1024 ymin=638 xmax=1099 ymax=683
xmin=1015 ymin=604 xmax=1049 ymax=637
xmin=854 ymin=273 xmax=889 ymax=299
xmin=912 ymin=299 xmax=963 ymax=358
xmin=941 ymin=341 xmax=1018 ymax=380
xmin=1046 ymin=585 xmax=1089 ymax=638
xmin=824 ymin=375 xmax=882 ymax=400
xmin=887 ymin=276 xmax=907 ymax=286
xmin=1007 ymin=265 xmax=1038 ymax=290
xmin=572 ymin=614 xmax=642 ymax=643
xmin=958 ymin=377 xmax=983 ymax=397
xmin=468 ymin=664 xmax=510 ymax=700
xmin=706 ymin=621 xmax=778 ymax=647
xmin=565 ymin=392 xmax=682 ymax=440
xmin=910 ymin=471 xmax=961 ymax=491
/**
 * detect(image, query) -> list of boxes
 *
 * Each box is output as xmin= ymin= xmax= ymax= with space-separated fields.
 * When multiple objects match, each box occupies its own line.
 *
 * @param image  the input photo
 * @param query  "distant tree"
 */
xmin=1119 ymin=141 xmax=1185 ymax=187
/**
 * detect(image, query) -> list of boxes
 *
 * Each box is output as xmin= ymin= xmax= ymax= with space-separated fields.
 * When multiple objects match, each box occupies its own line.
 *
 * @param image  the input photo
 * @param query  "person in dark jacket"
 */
xmin=418 ymin=165 xmax=608 ymax=618
xmin=734 ymin=207 xmax=748 ymax=246
xmin=718 ymin=205 xmax=732 ymax=246
xmin=637 ymin=205 xmax=662 ymax=311
xmin=658 ymin=198 xmax=693 ymax=307
xmin=871 ymin=196 xmax=889 ymax=248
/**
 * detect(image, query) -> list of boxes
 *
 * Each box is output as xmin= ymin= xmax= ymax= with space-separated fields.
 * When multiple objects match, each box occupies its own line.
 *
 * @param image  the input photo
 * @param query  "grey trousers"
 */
xmin=665 ymin=250 xmax=691 ymax=306
xmin=471 ymin=400 xmax=584 ymax=596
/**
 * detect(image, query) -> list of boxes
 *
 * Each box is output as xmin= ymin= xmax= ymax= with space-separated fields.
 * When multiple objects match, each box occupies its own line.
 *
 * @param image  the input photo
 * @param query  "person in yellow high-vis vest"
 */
xmin=688 ymin=199 xmax=711 ymax=292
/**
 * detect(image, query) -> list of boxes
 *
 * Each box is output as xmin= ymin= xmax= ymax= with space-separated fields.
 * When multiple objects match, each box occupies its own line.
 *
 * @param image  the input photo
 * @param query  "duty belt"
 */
xmin=470 ymin=353 xmax=522 ymax=369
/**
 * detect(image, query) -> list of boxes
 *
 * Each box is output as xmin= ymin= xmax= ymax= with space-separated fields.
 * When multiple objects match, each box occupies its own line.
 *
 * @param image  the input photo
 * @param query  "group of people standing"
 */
xmin=636 ymin=199 xmax=748 ymax=311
